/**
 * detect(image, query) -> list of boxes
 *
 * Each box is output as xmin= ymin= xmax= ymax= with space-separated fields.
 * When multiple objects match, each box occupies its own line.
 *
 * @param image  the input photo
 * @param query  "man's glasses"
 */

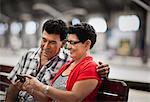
xmin=66 ymin=40 xmax=81 ymax=45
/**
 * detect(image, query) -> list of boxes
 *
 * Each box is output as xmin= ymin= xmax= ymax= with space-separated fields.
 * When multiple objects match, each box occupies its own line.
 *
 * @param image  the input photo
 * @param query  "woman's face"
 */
xmin=67 ymin=34 xmax=89 ymax=60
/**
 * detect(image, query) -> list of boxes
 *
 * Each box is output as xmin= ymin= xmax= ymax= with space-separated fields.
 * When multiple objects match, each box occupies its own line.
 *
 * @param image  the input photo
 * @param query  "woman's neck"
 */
xmin=73 ymin=52 xmax=90 ymax=64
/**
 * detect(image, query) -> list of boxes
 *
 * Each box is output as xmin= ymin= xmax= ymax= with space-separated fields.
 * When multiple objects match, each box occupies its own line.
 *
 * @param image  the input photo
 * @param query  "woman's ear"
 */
xmin=85 ymin=40 xmax=91 ymax=49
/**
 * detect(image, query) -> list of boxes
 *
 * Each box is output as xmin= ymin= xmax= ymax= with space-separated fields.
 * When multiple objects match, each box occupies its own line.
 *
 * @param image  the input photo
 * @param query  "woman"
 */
xmin=20 ymin=23 xmax=102 ymax=102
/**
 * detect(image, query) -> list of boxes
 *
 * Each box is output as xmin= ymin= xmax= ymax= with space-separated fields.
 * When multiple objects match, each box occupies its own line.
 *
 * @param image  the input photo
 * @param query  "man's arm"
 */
xmin=5 ymin=84 xmax=19 ymax=102
xmin=6 ymin=51 xmax=29 ymax=102
xmin=28 ymin=79 xmax=98 ymax=102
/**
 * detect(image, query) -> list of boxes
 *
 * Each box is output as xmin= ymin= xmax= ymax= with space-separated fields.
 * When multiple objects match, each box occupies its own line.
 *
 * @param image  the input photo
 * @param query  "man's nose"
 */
xmin=43 ymin=42 xmax=49 ymax=48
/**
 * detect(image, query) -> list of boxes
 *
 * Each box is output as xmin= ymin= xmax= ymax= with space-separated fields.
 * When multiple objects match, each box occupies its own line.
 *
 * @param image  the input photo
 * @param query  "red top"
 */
xmin=50 ymin=56 xmax=102 ymax=102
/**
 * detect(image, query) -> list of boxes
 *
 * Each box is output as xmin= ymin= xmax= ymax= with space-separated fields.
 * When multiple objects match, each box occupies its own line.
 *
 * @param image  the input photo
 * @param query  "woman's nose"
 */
xmin=67 ymin=42 xmax=72 ymax=50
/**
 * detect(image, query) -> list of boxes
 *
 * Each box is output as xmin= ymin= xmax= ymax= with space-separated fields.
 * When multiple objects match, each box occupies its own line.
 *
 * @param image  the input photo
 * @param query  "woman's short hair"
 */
xmin=42 ymin=19 xmax=67 ymax=41
xmin=68 ymin=23 xmax=97 ymax=49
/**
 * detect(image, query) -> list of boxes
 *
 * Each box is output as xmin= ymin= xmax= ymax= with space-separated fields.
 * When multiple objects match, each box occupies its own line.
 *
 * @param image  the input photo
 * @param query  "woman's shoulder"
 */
xmin=82 ymin=56 xmax=97 ymax=67
xmin=79 ymin=59 xmax=97 ymax=71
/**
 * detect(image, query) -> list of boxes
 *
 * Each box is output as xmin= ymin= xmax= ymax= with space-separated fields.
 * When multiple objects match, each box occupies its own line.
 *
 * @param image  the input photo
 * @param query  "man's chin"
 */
xmin=42 ymin=51 xmax=51 ymax=55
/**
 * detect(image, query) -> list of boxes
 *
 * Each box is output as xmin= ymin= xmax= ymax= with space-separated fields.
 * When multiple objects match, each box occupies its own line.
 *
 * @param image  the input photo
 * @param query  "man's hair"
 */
xmin=68 ymin=23 xmax=97 ymax=49
xmin=42 ymin=19 xmax=67 ymax=41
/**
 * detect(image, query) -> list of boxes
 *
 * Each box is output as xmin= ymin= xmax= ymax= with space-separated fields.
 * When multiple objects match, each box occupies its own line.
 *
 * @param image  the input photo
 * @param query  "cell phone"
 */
xmin=16 ymin=74 xmax=26 ymax=83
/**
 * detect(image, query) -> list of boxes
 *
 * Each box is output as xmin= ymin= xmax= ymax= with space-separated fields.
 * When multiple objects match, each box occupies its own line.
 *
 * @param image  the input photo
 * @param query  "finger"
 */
xmin=22 ymin=79 xmax=30 ymax=90
xmin=23 ymin=74 xmax=32 ymax=79
xmin=96 ymin=65 xmax=103 ymax=69
xmin=98 ymin=61 xmax=103 ymax=65
xmin=100 ymin=74 xmax=108 ymax=77
xmin=97 ymin=67 xmax=109 ymax=72
xmin=14 ymin=80 xmax=22 ymax=86
xmin=14 ymin=81 xmax=23 ymax=89
xmin=97 ymin=63 xmax=109 ymax=68
xmin=98 ymin=70 xmax=109 ymax=77
xmin=104 ymin=67 xmax=110 ymax=71
xmin=97 ymin=64 xmax=107 ymax=69
xmin=101 ymin=64 xmax=109 ymax=67
xmin=96 ymin=68 xmax=104 ymax=73
xmin=24 ymin=78 xmax=30 ymax=85
xmin=107 ymin=66 xmax=110 ymax=71
xmin=104 ymin=66 xmax=110 ymax=72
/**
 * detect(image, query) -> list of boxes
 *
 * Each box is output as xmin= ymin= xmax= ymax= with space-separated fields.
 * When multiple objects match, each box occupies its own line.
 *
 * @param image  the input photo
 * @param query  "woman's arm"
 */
xmin=39 ymin=79 xmax=98 ymax=102
xmin=22 ymin=75 xmax=98 ymax=102
xmin=29 ymin=89 xmax=49 ymax=102
xmin=14 ymin=79 xmax=49 ymax=102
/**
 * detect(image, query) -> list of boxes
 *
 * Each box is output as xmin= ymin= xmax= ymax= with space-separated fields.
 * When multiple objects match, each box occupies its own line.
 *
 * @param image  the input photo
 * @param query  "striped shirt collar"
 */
xmin=29 ymin=47 xmax=68 ymax=61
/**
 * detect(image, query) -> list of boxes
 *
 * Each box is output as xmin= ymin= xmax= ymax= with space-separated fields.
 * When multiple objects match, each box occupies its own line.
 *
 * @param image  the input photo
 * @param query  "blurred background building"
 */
xmin=0 ymin=0 xmax=150 ymax=101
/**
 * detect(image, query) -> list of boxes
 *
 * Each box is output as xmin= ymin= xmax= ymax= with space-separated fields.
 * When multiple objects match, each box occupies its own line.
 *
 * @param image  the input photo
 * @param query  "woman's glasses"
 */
xmin=66 ymin=40 xmax=81 ymax=45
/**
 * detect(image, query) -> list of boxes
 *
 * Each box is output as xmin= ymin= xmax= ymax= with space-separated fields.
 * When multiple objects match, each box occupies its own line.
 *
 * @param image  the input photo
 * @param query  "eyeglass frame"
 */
xmin=66 ymin=40 xmax=81 ymax=45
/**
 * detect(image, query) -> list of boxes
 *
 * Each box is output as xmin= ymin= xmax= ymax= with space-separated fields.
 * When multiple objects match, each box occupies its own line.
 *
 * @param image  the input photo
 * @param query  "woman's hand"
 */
xmin=21 ymin=75 xmax=44 ymax=94
xmin=14 ymin=80 xmax=24 ymax=91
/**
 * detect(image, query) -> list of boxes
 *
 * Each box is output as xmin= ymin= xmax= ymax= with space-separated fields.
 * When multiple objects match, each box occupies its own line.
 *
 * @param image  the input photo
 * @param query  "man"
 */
xmin=6 ymin=19 xmax=109 ymax=102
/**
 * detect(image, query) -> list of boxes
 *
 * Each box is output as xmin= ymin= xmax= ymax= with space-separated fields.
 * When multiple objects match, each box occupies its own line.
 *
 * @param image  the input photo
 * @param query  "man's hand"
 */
xmin=14 ymin=80 xmax=24 ymax=91
xmin=6 ymin=76 xmax=25 ymax=102
xmin=5 ymin=84 xmax=20 ymax=102
xmin=96 ymin=62 xmax=110 ymax=78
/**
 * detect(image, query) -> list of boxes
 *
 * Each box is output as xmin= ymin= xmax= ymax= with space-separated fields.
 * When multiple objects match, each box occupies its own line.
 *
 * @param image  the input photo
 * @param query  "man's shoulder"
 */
xmin=23 ymin=48 xmax=40 ymax=58
xmin=25 ymin=48 xmax=39 ymax=54
xmin=28 ymin=48 xmax=39 ymax=52
xmin=80 ymin=57 xmax=97 ymax=68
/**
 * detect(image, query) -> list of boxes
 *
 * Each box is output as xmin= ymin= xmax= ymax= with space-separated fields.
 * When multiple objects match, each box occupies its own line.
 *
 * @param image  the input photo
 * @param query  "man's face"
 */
xmin=40 ymin=30 xmax=63 ymax=60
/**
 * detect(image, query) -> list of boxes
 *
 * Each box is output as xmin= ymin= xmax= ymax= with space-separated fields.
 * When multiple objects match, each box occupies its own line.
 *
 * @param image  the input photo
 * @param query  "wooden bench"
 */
xmin=0 ymin=65 xmax=13 ymax=101
xmin=97 ymin=78 xmax=129 ymax=102
xmin=0 ymin=65 xmax=13 ymax=92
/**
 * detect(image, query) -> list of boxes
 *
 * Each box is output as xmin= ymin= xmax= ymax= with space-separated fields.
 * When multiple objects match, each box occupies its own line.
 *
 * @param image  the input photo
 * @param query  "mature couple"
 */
xmin=6 ymin=19 xmax=109 ymax=102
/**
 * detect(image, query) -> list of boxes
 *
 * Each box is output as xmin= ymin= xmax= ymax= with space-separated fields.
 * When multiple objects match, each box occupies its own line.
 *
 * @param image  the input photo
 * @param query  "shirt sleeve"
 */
xmin=77 ymin=63 xmax=100 ymax=81
xmin=7 ymin=52 xmax=28 ymax=84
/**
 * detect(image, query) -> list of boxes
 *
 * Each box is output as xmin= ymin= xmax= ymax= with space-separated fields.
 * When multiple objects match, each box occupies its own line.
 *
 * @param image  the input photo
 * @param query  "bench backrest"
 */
xmin=0 ymin=65 xmax=13 ymax=92
xmin=97 ymin=78 xmax=129 ymax=102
